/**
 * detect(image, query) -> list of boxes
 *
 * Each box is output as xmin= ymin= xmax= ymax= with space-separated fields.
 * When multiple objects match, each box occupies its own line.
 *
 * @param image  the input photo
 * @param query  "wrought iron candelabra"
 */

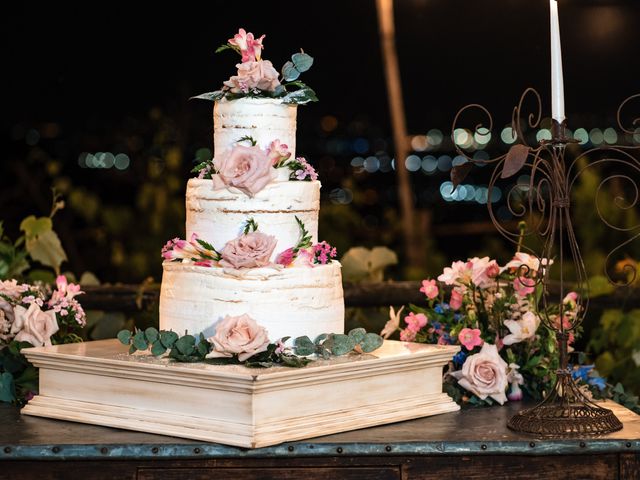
xmin=451 ymin=89 xmax=639 ymax=436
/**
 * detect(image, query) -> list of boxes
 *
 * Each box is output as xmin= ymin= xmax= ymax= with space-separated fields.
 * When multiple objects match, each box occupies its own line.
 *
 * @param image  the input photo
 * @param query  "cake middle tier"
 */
xmin=160 ymin=262 xmax=345 ymax=342
xmin=186 ymin=178 xmax=320 ymax=259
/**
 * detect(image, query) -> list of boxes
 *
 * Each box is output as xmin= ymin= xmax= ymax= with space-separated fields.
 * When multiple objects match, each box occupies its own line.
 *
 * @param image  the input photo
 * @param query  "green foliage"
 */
xmin=293 ymin=216 xmax=312 ymax=252
xmin=20 ymin=215 xmax=67 ymax=275
xmin=243 ymin=218 xmax=259 ymax=235
xmin=0 ymin=341 xmax=39 ymax=406
xmin=282 ymin=52 xmax=314 ymax=81
xmin=190 ymin=91 xmax=226 ymax=102
xmin=588 ymin=309 xmax=640 ymax=396
xmin=292 ymin=329 xmax=384 ymax=358
xmin=281 ymin=84 xmax=318 ymax=105
xmin=0 ymin=222 xmax=29 ymax=280
xmin=236 ymin=135 xmax=257 ymax=146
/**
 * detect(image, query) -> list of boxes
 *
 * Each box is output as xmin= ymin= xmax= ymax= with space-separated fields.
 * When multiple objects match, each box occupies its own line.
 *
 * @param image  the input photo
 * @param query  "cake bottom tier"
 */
xmin=160 ymin=261 xmax=345 ymax=342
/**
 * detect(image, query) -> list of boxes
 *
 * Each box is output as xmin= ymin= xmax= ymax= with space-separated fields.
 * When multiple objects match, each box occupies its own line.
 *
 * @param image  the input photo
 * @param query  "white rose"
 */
xmin=449 ymin=343 xmax=509 ymax=404
xmin=10 ymin=303 xmax=59 ymax=347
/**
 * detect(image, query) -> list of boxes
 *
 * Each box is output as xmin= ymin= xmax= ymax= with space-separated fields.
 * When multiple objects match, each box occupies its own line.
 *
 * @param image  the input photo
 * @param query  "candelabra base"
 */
xmin=507 ymin=373 xmax=623 ymax=437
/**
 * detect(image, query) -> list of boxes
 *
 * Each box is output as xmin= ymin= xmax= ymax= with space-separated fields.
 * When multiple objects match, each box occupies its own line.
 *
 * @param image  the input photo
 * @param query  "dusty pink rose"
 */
xmin=205 ymin=314 xmax=270 ymax=362
xmin=219 ymin=232 xmax=277 ymax=269
xmin=449 ymin=343 xmax=509 ymax=404
xmin=419 ymin=279 xmax=439 ymax=300
xmin=223 ymin=60 xmax=281 ymax=93
xmin=275 ymin=247 xmax=295 ymax=267
xmin=213 ymin=145 xmax=276 ymax=197
xmin=0 ymin=279 xmax=29 ymax=298
xmin=458 ymin=327 xmax=483 ymax=351
xmin=450 ymin=288 xmax=464 ymax=310
xmin=10 ymin=303 xmax=59 ymax=347
xmin=513 ymin=276 xmax=535 ymax=297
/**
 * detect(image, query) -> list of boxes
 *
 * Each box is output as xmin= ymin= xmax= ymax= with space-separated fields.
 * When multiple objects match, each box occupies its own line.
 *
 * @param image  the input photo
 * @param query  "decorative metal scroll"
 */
xmin=451 ymin=89 xmax=640 ymax=436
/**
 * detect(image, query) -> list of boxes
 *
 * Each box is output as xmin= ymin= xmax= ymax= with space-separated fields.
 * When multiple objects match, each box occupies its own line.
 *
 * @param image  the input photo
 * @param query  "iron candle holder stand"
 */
xmin=451 ymin=89 xmax=639 ymax=436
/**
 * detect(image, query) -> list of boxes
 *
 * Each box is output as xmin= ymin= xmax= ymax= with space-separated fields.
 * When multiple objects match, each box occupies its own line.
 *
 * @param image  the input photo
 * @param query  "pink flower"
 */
xmin=450 ymin=288 xmax=464 ymax=310
xmin=219 ymin=231 xmax=277 ymax=269
xmin=10 ymin=303 xmax=59 ymax=347
xmin=438 ymin=260 xmax=472 ymax=286
xmin=0 ymin=279 xmax=29 ymax=298
xmin=53 ymin=275 xmax=82 ymax=300
xmin=293 ymin=248 xmax=314 ymax=267
xmin=312 ymin=241 xmax=337 ymax=265
xmin=513 ymin=276 xmax=535 ymax=297
xmin=399 ymin=328 xmax=417 ymax=342
xmin=274 ymin=338 xmax=287 ymax=355
xmin=194 ymin=260 xmax=215 ymax=267
xmin=228 ymin=28 xmax=266 ymax=62
xmin=205 ymin=314 xmax=270 ymax=362
xmin=213 ymin=145 xmax=276 ymax=197
xmin=404 ymin=312 xmax=428 ymax=333
xmin=419 ymin=279 xmax=439 ymax=300
xmin=275 ymin=247 xmax=295 ymax=267
xmin=449 ymin=343 xmax=509 ymax=405
xmin=267 ymin=139 xmax=291 ymax=166
xmin=293 ymin=157 xmax=318 ymax=181
xmin=458 ymin=328 xmax=483 ymax=350
xmin=503 ymin=252 xmax=553 ymax=276
xmin=223 ymin=60 xmax=281 ymax=94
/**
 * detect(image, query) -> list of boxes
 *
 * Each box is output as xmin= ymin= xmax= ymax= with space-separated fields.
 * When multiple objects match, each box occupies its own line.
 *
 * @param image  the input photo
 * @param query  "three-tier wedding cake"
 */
xmin=159 ymin=29 xmax=344 ymax=342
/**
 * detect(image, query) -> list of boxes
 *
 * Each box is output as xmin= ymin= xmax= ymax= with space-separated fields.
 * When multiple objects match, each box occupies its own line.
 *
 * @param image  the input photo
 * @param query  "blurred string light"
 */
xmin=422 ymin=155 xmax=438 ymax=173
xmin=603 ymin=127 xmax=618 ymax=144
xmin=320 ymin=115 xmax=338 ymax=133
xmin=474 ymin=127 xmax=491 ymax=146
xmin=536 ymin=129 xmax=552 ymax=142
xmin=405 ymin=154 xmax=422 ymax=171
xmin=79 ymin=152 xmax=130 ymax=170
xmin=411 ymin=135 xmax=428 ymax=152
xmin=427 ymin=129 xmax=444 ymax=147
xmin=329 ymin=188 xmax=353 ymax=205
xmin=501 ymin=127 xmax=517 ymax=144
xmin=440 ymin=181 xmax=501 ymax=204
xmin=589 ymin=128 xmax=604 ymax=145
xmin=574 ymin=128 xmax=589 ymax=145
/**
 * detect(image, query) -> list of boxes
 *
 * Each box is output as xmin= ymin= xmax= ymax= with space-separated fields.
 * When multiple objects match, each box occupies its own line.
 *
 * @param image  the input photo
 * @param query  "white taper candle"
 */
xmin=550 ymin=0 xmax=565 ymax=122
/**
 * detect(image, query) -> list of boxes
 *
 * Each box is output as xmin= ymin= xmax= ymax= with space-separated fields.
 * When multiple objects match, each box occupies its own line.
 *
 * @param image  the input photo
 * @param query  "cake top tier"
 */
xmin=192 ymin=28 xmax=317 ymax=106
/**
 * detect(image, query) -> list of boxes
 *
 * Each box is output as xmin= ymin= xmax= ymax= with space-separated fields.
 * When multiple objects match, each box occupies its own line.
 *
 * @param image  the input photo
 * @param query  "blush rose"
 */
xmin=10 ymin=303 xmax=59 ymax=347
xmin=206 ymin=314 xmax=270 ymax=362
xmin=213 ymin=145 xmax=276 ymax=197
xmin=219 ymin=231 xmax=277 ymax=269
xmin=449 ymin=343 xmax=509 ymax=404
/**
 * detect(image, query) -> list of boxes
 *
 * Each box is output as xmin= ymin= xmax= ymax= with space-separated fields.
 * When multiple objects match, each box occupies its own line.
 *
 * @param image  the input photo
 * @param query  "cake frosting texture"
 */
xmin=160 ymin=262 xmax=344 ymax=342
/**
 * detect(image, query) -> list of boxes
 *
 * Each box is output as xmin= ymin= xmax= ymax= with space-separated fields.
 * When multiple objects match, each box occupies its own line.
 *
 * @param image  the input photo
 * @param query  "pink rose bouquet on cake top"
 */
xmin=380 ymin=252 xmax=600 ymax=406
xmin=0 ymin=276 xmax=86 ymax=405
xmin=192 ymin=28 xmax=318 ymax=105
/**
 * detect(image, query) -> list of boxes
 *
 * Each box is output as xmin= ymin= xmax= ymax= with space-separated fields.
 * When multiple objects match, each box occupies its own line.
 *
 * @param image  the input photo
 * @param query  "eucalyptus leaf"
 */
xmin=330 ymin=334 xmax=356 ymax=356
xmin=144 ymin=327 xmax=159 ymax=344
xmin=132 ymin=331 xmax=148 ymax=351
xmin=281 ymin=61 xmax=300 ymax=82
xmin=174 ymin=335 xmax=196 ymax=355
xmin=160 ymin=330 xmax=179 ymax=348
xmin=128 ymin=343 xmax=137 ymax=354
xmin=360 ymin=333 xmax=384 ymax=353
xmin=291 ymin=52 xmax=313 ymax=72
xmin=294 ymin=336 xmax=315 ymax=356
xmin=348 ymin=328 xmax=366 ymax=344
xmin=117 ymin=330 xmax=132 ymax=345
xmin=150 ymin=341 xmax=167 ymax=357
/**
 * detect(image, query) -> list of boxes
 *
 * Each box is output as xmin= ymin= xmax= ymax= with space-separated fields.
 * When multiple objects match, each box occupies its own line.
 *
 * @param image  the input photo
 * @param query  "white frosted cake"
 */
xmin=159 ymin=33 xmax=344 ymax=342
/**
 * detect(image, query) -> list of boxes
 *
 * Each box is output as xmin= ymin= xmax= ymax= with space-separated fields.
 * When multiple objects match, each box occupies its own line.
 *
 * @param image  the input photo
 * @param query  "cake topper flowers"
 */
xmin=192 ymin=28 xmax=318 ymax=105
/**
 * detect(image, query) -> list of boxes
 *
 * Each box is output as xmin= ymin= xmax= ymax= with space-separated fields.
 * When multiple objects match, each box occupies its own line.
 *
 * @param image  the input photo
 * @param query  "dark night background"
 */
xmin=2 ymin=0 xmax=639 ymax=283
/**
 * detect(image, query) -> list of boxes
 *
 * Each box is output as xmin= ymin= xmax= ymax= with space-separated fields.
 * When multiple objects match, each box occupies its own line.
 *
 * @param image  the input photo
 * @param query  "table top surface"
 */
xmin=1 ymin=400 xmax=638 ymax=460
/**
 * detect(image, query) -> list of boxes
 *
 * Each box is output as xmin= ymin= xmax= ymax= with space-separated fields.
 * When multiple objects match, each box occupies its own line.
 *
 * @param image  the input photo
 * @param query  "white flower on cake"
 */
xmin=205 ymin=314 xmax=270 ymax=362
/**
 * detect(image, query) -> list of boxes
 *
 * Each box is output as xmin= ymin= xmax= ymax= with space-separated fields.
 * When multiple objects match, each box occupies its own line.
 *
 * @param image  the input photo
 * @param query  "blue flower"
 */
xmin=453 ymin=351 xmax=467 ymax=366
xmin=453 ymin=313 xmax=462 ymax=323
xmin=571 ymin=364 xmax=594 ymax=382
xmin=434 ymin=304 xmax=445 ymax=314
xmin=588 ymin=376 xmax=607 ymax=391
xmin=432 ymin=321 xmax=442 ymax=331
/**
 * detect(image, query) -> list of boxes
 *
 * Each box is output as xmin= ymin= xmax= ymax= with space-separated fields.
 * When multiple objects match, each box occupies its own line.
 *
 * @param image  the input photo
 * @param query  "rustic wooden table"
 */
xmin=1 ymin=401 xmax=638 ymax=480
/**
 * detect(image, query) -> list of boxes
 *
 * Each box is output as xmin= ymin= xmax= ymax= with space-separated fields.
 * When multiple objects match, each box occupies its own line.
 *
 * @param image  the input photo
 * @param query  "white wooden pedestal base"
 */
xmin=22 ymin=339 xmax=460 ymax=448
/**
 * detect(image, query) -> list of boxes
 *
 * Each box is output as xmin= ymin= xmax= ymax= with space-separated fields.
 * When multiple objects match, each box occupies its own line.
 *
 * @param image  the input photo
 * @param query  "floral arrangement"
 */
xmin=0 ymin=276 xmax=86 ymax=405
xmin=117 ymin=314 xmax=383 ymax=368
xmin=192 ymin=136 xmax=318 ymax=188
xmin=162 ymin=217 xmax=336 ymax=270
xmin=192 ymin=28 xmax=317 ymax=105
xmin=380 ymin=252 xmax=602 ymax=406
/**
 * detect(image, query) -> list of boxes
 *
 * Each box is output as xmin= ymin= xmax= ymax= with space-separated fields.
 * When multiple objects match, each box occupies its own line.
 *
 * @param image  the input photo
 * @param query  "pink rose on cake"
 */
xmin=205 ymin=314 xmax=270 ymax=362
xmin=449 ymin=343 xmax=509 ymax=404
xmin=10 ymin=303 xmax=59 ymax=347
xmin=212 ymin=145 xmax=277 ymax=197
xmin=219 ymin=231 xmax=277 ymax=269
xmin=223 ymin=60 xmax=281 ymax=94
